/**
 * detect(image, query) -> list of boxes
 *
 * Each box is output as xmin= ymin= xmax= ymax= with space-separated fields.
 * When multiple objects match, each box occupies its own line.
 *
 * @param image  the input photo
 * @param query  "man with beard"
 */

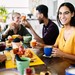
xmin=23 ymin=5 xmax=59 ymax=45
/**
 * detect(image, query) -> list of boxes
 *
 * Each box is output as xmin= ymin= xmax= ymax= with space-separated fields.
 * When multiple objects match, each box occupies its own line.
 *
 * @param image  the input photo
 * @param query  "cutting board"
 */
xmin=4 ymin=49 xmax=44 ymax=69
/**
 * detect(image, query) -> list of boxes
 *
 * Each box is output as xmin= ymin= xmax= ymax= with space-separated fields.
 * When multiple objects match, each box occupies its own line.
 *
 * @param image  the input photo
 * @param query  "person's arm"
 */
xmin=29 ymin=26 xmax=44 ymax=43
xmin=2 ymin=26 xmax=10 ymax=36
xmin=0 ymin=55 xmax=6 ymax=62
xmin=2 ymin=23 xmax=15 ymax=37
xmin=2 ymin=25 xmax=10 ymax=39
xmin=62 ymin=52 xmax=75 ymax=60
xmin=52 ymin=47 xmax=75 ymax=60
xmin=22 ymin=25 xmax=32 ymax=36
xmin=22 ymin=20 xmax=44 ymax=43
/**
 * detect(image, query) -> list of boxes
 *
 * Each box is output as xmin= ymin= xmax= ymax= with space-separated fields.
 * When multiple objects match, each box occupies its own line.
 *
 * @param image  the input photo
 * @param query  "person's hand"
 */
xmin=52 ymin=47 xmax=64 ymax=57
xmin=21 ymin=20 xmax=32 ymax=29
xmin=30 ymin=39 xmax=37 ymax=48
xmin=36 ymin=42 xmax=45 ymax=48
xmin=8 ymin=22 xmax=16 ymax=30
xmin=0 ymin=55 xmax=6 ymax=62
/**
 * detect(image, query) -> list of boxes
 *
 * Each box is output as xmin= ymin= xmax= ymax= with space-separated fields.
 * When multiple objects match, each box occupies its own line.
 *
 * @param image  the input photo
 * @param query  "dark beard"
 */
xmin=39 ymin=20 xmax=44 ymax=24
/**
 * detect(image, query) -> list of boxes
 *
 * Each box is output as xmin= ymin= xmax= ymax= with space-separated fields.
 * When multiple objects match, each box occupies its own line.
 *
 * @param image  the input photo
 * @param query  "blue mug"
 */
xmin=44 ymin=46 xmax=52 ymax=56
xmin=65 ymin=68 xmax=75 ymax=75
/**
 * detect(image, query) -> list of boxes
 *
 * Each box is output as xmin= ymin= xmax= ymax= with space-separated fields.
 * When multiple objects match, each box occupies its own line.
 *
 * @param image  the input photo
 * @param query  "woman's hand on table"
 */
xmin=52 ymin=47 xmax=64 ymax=57
xmin=0 ymin=54 xmax=7 ymax=62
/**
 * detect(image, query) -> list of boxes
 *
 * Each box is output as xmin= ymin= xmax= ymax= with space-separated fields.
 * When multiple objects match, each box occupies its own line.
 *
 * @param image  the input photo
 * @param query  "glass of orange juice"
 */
xmin=30 ymin=40 xmax=37 ymax=48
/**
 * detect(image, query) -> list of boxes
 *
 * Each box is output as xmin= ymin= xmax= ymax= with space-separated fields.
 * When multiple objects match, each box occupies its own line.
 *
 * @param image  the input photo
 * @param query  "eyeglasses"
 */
xmin=59 ymin=11 xmax=71 ymax=15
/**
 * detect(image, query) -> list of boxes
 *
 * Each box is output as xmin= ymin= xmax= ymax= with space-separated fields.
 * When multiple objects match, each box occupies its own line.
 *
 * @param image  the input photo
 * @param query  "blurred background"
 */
xmin=0 ymin=0 xmax=75 ymax=37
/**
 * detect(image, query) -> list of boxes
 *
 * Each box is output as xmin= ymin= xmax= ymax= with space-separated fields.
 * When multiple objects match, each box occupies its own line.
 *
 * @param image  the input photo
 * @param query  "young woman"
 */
xmin=52 ymin=2 xmax=75 ymax=60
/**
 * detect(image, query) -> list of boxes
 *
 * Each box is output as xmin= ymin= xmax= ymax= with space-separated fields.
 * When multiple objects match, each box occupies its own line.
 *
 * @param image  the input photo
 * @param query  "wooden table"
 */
xmin=34 ymin=49 xmax=73 ymax=75
xmin=0 ymin=43 xmax=73 ymax=75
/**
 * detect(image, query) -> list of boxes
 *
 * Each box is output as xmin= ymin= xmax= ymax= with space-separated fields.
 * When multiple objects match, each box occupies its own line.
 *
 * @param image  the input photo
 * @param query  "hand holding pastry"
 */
xmin=22 ymin=19 xmax=32 ymax=29
xmin=30 ymin=39 xmax=37 ymax=48
xmin=8 ymin=22 xmax=16 ymax=30
xmin=21 ymin=16 xmax=26 ymax=21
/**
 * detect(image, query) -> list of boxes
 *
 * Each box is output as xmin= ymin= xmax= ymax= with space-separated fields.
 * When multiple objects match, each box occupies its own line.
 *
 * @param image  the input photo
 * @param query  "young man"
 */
xmin=23 ymin=5 xmax=59 ymax=45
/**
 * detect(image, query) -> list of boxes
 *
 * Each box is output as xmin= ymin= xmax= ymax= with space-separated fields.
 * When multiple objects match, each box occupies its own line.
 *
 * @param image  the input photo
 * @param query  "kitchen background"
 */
xmin=0 ymin=0 xmax=75 ymax=37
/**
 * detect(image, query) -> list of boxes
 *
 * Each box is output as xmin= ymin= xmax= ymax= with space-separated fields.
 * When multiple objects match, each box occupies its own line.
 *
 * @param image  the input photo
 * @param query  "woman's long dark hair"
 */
xmin=57 ymin=2 xmax=75 ymax=27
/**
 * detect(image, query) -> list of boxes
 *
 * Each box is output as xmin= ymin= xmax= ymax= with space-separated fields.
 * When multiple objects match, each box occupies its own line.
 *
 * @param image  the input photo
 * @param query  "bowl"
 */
xmin=12 ymin=35 xmax=19 ymax=39
xmin=23 ymin=36 xmax=32 ymax=43
xmin=65 ymin=68 xmax=75 ymax=75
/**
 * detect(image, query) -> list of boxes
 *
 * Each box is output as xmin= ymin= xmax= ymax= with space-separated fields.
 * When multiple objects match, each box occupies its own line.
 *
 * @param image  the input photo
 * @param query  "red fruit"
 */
xmin=19 ymin=46 xmax=24 ymax=51
xmin=13 ymin=48 xmax=18 ymax=54
xmin=20 ymin=51 xmax=24 ymax=55
xmin=23 ymin=50 xmax=25 ymax=54
xmin=26 ymin=68 xmax=32 ymax=74
xmin=17 ymin=51 xmax=22 ymax=57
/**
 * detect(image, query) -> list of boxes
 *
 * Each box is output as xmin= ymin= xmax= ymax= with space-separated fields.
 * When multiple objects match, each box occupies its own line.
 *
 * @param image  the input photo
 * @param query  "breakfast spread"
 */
xmin=13 ymin=46 xmax=33 ymax=58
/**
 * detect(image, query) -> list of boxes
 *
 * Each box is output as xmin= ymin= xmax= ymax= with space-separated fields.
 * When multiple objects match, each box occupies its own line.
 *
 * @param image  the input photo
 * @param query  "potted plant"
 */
xmin=0 ymin=6 xmax=8 ymax=22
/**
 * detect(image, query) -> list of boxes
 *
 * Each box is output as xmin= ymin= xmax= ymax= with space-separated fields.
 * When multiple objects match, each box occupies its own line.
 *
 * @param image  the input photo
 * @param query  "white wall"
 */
xmin=40 ymin=0 xmax=54 ymax=19
xmin=65 ymin=0 xmax=75 ymax=6
xmin=57 ymin=0 xmax=75 ymax=8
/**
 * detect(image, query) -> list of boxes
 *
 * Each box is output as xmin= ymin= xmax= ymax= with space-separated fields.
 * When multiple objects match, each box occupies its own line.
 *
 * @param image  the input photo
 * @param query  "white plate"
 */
xmin=0 ymin=69 xmax=20 ymax=75
xmin=43 ymin=54 xmax=52 ymax=58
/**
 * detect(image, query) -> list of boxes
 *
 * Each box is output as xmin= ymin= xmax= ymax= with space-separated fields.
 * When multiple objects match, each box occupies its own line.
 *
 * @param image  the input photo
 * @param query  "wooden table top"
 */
xmin=34 ymin=49 xmax=74 ymax=75
xmin=0 ymin=43 xmax=74 ymax=75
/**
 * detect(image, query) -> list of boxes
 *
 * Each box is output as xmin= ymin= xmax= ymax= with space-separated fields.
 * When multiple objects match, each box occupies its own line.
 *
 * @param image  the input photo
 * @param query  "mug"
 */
xmin=23 ymin=36 xmax=32 ymax=43
xmin=65 ymin=68 xmax=75 ymax=75
xmin=30 ymin=40 xmax=37 ymax=48
xmin=44 ymin=46 xmax=52 ymax=56
xmin=16 ymin=57 xmax=30 ymax=75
